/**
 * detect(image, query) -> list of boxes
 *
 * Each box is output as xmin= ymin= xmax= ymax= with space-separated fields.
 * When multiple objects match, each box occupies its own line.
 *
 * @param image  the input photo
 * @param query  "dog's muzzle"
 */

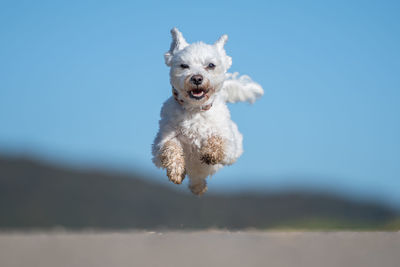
xmin=172 ymin=87 xmax=213 ymax=111
xmin=189 ymin=87 xmax=209 ymax=100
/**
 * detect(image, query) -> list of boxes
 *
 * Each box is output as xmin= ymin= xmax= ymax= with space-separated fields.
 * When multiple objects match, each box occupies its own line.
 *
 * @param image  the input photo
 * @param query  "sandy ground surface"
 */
xmin=0 ymin=231 xmax=399 ymax=267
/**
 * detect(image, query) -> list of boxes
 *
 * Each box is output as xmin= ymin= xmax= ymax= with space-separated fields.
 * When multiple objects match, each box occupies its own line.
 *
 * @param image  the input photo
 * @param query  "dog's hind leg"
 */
xmin=188 ymin=174 xmax=208 ymax=196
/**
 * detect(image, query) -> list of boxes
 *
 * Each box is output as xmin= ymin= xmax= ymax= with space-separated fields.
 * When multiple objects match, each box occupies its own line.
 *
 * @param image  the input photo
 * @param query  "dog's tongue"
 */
xmin=191 ymin=89 xmax=204 ymax=97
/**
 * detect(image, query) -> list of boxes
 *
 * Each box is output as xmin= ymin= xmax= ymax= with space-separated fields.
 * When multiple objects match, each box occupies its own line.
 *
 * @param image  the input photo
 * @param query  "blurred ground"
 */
xmin=0 ymin=231 xmax=399 ymax=267
xmin=1 ymin=155 xmax=399 ymax=231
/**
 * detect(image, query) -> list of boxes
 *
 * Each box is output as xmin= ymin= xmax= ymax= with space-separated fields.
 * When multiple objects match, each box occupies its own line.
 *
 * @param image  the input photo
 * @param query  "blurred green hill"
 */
xmin=0 ymin=155 xmax=398 ymax=230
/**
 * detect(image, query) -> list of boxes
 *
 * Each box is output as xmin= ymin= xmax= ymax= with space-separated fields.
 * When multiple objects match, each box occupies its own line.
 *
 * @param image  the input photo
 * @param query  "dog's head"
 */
xmin=164 ymin=28 xmax=232 ymax=107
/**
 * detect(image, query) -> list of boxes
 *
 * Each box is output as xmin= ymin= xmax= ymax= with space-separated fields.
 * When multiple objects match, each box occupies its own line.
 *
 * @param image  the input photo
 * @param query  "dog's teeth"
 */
xmin=191 ymin=91 xmax=204 ymax=97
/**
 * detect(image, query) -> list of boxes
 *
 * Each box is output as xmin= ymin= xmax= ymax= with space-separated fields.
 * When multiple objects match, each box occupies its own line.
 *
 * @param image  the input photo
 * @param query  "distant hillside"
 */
xmin=0 ymin=155 xmax=398 ymax=230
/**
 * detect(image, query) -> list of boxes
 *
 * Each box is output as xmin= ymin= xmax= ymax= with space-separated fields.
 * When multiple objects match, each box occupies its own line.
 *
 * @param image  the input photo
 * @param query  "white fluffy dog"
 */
xmin=152 ymin=28 xmax=263 ymax=195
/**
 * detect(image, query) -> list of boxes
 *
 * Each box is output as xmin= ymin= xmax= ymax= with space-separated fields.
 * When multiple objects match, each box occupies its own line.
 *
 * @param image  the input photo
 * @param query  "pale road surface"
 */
xmin=0 ymin=231 xmax=399 ymax=267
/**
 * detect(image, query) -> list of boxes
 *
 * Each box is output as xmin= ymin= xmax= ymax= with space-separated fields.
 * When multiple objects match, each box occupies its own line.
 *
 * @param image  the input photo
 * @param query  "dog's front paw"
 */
xmin=200 ymin=135 xmax=225 ymax=165
xmin=160 ymin=140 xmax=186 ymax=184
xmin=166 ymin=166 xmax=186 ymax=184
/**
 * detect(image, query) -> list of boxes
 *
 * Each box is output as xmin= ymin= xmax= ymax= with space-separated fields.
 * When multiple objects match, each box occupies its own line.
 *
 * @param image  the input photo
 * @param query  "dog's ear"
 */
xmin=214 ymin=34 xmax=232 ymax=69
xmin=164 ymin=28 xmax=189 ymax=66
xmin=214 ymin=34 xmax=228 ymax=50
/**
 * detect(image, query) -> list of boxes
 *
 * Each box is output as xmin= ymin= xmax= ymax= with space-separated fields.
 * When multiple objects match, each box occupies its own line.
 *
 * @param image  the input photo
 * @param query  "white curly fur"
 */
xmin=152 ymin=28 xmax=263 ymax=195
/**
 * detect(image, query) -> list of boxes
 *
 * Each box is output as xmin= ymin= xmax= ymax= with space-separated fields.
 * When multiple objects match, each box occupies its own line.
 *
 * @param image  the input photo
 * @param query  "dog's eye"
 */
xmin=180 ymin=64 xmax=189 ymax=69
xmin=207 ymin=63 xmax=216 ymax=69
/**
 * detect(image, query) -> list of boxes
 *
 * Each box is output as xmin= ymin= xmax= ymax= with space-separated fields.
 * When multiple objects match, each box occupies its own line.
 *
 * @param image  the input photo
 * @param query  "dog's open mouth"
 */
xmin=189 ymin=88 xmax=208 ymax=100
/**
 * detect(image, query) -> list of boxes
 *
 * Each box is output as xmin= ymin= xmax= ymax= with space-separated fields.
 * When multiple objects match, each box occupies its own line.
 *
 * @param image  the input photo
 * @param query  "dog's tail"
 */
xmin=221 ymin=72 xmax=264 ymax=104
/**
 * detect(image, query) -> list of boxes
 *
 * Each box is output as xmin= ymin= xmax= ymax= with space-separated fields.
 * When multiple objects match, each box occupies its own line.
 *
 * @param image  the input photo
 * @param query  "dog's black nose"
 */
xmin=191 ymin=75 xmax=203 ymax=85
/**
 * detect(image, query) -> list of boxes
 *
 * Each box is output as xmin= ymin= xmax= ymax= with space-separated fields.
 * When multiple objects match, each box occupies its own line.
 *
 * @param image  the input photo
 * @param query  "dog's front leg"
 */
xmin=159 ymin=139 xmax=186 ymax=184
xmin=200 ymin=135 xmax=225 ymax=165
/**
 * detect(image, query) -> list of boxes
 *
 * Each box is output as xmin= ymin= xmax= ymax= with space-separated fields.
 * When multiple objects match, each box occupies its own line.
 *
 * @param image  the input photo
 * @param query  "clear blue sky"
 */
xmin=1 ymin=1 xmax=399 ymax=207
